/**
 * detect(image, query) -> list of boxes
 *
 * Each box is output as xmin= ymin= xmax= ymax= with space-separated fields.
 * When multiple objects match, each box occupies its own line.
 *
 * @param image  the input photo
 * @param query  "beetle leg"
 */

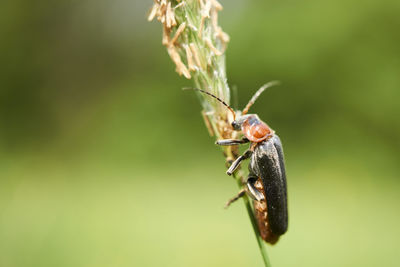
xmin=216 ymin=137 xmax=249 ymax=146
xmin=247 ymin=176 xmax=265 ymax=201
xmin=224 ymin=176 xmax=265 ymax=208
xmin=224 ymin=188 xmax=246 ymax=209
xmin=226 ymin=149 xmax=252 ymax=176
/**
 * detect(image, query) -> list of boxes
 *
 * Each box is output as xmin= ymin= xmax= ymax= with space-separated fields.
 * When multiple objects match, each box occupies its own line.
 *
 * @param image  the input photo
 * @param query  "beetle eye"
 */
xmin=231 ymin=121 xmax=239 ymax=130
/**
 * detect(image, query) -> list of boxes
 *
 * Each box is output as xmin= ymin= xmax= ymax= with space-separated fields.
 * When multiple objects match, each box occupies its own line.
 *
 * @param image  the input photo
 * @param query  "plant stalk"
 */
xmin=234 ymin=173 xmax=271 ymax=267
xmin=148 ymin=1 xmax=272 ymax=266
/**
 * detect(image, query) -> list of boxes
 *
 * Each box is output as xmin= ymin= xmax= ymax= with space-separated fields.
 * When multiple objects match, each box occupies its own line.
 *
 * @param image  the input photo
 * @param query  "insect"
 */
xmin=186 ymin=81 xmax=288 ymax=244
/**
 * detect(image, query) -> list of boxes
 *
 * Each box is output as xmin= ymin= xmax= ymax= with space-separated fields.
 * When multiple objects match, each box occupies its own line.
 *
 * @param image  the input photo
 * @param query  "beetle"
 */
xmin=187 ymin=81 xmax=288 ymax=244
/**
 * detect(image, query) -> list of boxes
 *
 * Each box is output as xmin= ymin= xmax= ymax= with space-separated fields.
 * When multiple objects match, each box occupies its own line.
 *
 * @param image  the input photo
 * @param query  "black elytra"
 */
xmin=249 ymin=134 xmax=288 ymax=235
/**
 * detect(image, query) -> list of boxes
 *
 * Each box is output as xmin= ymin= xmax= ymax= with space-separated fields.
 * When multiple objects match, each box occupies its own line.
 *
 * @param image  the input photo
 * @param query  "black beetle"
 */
xmin=187 ymin=81 xmax=288 ymax=244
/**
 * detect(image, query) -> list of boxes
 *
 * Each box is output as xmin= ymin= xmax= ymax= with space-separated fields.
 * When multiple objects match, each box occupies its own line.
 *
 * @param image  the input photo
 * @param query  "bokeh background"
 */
xmin=1 ymin=0 xmax=399 ymax=266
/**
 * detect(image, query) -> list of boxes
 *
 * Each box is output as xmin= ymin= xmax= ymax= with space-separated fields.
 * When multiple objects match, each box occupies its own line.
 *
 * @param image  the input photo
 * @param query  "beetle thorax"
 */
xmin=239 ymin=114 xmax=273 ymax=143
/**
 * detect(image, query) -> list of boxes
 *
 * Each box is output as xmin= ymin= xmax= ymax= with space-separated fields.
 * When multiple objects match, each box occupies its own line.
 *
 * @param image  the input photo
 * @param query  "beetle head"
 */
xmin=231 ymin=120 xmax=240 ymax=131
xmin=231 ymin=114 xmax=254 ymax=131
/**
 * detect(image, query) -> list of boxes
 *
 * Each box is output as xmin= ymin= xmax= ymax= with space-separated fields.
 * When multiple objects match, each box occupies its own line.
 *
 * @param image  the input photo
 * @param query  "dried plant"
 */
xmin=148 ymin=1 xmax=272 ymax=266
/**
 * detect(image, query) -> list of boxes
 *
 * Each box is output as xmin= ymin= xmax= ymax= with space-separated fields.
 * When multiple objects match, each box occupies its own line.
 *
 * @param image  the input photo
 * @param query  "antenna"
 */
xmin=183 ymin=87 xmax=236 ymax=120
xmin=242 ymin=81 xmax=280 ymax=115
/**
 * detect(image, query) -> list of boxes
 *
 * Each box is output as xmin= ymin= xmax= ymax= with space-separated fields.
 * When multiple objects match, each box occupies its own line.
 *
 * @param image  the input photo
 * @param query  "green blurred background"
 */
xmin=1 ymin=0 xmax=399 ymax=266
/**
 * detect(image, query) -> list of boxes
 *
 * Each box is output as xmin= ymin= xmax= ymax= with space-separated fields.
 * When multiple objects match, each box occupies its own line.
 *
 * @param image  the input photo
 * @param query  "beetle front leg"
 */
xmin=227 ymin=149 xmax=252 ymax=176
xmin=216 ymin=137 xmax=249 ymax=146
